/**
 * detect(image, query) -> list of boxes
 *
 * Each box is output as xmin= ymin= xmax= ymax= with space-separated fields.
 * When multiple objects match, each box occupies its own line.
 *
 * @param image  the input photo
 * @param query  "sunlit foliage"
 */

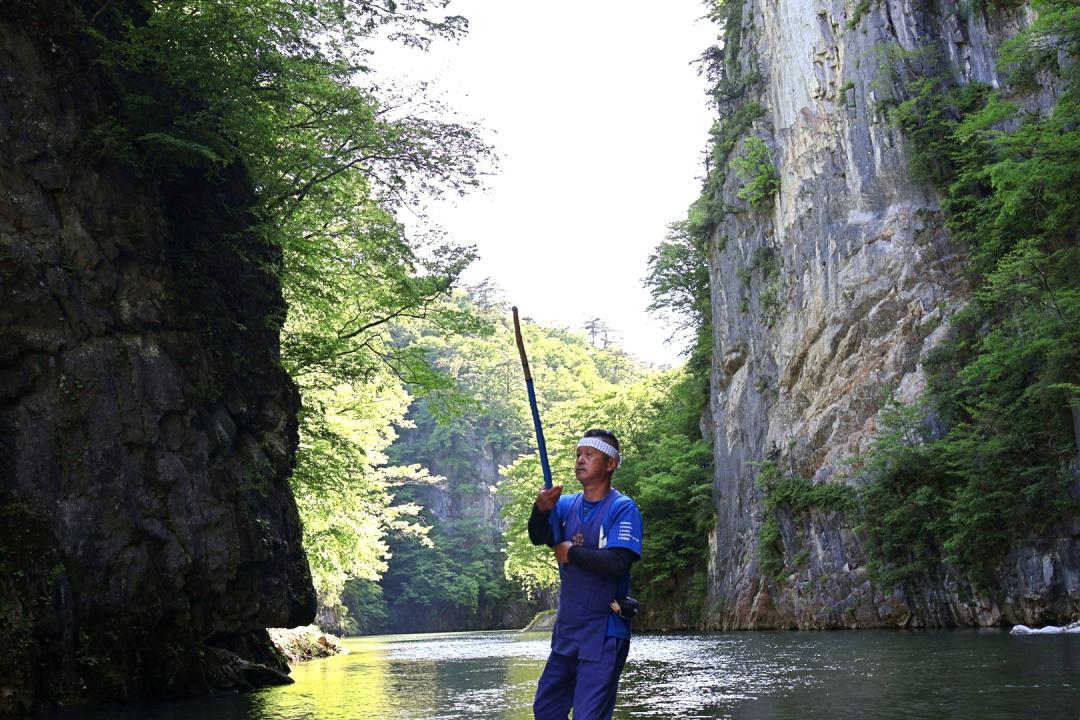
xmin=499 ymin=367 xmax=714 ymax=622
xmin=384 ymin=293 xmax=638 ymax=621
xmin=84 ymin=0 xmax=494 ymax=611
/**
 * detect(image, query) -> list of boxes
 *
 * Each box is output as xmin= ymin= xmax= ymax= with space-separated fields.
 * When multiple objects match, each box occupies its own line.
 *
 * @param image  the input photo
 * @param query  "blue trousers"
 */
xmin=533 ymin=636 xmax=630 ymax=720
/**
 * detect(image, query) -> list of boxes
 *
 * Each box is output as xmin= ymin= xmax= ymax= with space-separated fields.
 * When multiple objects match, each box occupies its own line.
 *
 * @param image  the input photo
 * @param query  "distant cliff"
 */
xmin=0 ymin=3 xmax=314 ymax=712
xmin=382 ymin=413 xmax=544 ymax=632
xmin=704 ymin=0 xmax=1079 ymax=629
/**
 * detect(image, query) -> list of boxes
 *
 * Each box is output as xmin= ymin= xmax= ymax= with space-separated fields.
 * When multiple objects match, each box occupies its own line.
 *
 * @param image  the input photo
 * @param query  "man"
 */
xmin=529 ymin=428 xmax=643 ymax=720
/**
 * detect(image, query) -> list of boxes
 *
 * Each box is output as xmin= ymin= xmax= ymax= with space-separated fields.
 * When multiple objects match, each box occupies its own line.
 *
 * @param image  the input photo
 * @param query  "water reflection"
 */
xmin=31 ymin=629 xmax=1080 ymax=720
xmin=246 ymin=640 xmax=395 ymax=719
xmin=254 ymin=631 xmax=549 ymax=720
xmin=618 ymin=631 xmax=1080 ymax=720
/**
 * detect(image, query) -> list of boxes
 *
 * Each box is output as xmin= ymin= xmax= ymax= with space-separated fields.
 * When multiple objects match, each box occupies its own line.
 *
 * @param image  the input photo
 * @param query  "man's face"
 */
xmin=575 ymin=444 xmax=616 ymax=484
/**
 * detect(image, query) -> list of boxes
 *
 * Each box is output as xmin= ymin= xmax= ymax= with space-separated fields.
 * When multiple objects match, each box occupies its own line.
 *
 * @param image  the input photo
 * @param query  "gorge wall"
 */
xmin=395 ymin=423 xmax=515 ymax=532
xmin=384 ymin=418 xmax=545 ymax=632
xmin=0 ymin=4 xmax=315 ymax=712
xmin=705 ymin=0 xmax=1079 ymax=629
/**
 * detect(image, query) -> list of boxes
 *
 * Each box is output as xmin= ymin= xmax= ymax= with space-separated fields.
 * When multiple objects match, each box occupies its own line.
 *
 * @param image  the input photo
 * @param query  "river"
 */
xmin=37 ymin=629 xmax=1079 ymax=719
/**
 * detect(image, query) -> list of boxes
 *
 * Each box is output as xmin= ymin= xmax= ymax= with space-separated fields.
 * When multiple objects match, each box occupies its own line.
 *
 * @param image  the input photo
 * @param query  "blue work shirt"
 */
xmin=551 ymin=488 xmax=643 ymax=656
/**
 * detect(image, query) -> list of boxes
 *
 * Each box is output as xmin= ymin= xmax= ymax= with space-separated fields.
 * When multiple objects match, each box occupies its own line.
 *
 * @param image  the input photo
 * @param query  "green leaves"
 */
xmin=499 ymin=455 xmax=564 ymax=595
xmin=83 ymin=0 xmax=498 ymax=616
xmin=370 ymin=294 xmax=648 ymax=620
xmin=890 ymin=77 xmax=992 ymax=187
xmin=644 ymin=219 xmax=711 ymax=347
xmin=624 ymin=432 xmax=714 ymax=593
xmin=851 ymin=0 xmax=1080 ymax=589
xmin=732 ymin=136 xmax=779 ymax=210
xmin=752 ymin=460 xmax=856 ymax=581
xmin=854 ymin=396 xmax=1074 ymax=588
xmin=498 ymin=364 xmax=716 ymax=621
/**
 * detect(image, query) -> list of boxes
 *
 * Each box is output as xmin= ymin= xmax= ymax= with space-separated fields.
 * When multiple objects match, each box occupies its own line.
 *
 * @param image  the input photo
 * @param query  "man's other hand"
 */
xmin=553 ymin=541 xmax=573 ymax=564
xmin=535 ymin=485 xmax=563 ymax=512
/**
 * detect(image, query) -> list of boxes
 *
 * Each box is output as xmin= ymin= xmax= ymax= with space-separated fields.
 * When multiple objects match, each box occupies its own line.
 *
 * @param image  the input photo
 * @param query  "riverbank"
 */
xmin=268 ymin=626 xmax=344 ymax=663
xmin=521 ymin=610 xmax=556 ymax=632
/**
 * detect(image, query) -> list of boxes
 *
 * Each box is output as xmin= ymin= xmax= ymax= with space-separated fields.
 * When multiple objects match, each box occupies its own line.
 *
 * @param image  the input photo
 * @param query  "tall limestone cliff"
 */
xmin=0 ymin=4 xmax=315 ymax=712
xmin=705 ymin=0 xmax=1078 ymax=629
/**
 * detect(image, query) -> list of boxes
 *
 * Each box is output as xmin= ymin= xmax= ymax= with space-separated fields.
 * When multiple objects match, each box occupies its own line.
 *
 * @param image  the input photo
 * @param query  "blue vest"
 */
xmin=551 ymin=489 xmax=628 ymax=661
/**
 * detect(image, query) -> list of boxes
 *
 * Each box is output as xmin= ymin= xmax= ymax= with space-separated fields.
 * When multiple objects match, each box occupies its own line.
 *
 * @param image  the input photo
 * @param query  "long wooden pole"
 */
xmin=512 ymin=307 xmax=561 ymax=545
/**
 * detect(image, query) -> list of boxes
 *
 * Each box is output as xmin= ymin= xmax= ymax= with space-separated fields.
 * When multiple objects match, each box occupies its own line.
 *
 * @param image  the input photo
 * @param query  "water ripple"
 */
xmin=29 ymin=629 xmax=1080 ymax=720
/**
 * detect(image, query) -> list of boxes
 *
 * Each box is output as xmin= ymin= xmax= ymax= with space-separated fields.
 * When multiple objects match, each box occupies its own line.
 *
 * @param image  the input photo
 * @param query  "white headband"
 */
xmin=577 ymin=437 xmax=621 ymax=468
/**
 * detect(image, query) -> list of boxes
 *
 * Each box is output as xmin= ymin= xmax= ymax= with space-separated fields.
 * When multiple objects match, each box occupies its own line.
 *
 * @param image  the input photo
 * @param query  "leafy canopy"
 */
xmin=86 ymin=0 xmax=496 ymax=609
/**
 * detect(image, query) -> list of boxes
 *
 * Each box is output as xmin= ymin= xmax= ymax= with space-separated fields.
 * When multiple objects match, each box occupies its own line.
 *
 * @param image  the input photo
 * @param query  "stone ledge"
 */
xmin=268 ymin=626 xmax=344 ymax=663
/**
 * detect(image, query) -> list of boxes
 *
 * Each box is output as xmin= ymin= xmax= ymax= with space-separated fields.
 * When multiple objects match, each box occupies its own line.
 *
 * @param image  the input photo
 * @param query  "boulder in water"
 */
xmin=1010 ymin=621 xmax=1080 ymax=635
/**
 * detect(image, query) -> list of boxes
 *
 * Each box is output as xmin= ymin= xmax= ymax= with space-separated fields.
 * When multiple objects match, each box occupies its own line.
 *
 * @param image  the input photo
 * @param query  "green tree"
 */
xmin=378 ymin=292 xmax=641 ymax=627
xmin=732 ymin=136 xmax=780 ymax=210
xmin=87 ymin=0 xmax=495 ymax=612
xmin=644 ymin=218 xmax=711 ymax=341
xmin=644 ymin=205 xmax=713 ymax=377
xmin=340 ymin=579 xmax=392 ymax=636
xmin=499 ymin=368 xmax=715 ymax=622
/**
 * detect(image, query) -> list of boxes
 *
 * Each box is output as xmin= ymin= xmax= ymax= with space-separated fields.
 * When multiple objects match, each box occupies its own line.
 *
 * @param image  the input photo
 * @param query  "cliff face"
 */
xmin=398 ymin=425 xmax=516 ymax=529
xmin=0 ymin=6 xmax=315 ymax=712
xmin=706 ymin=0 xmax=1079 ymax=629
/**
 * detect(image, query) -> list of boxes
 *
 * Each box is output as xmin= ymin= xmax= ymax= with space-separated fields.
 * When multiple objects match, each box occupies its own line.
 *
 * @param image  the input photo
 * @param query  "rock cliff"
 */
xmin=705 ymin=0 xmax=1079 ymax=629
xmin=0 ymin=4 xmax=315 ymax=712
xmin=396 ymin=423 xmax=516 ymax=530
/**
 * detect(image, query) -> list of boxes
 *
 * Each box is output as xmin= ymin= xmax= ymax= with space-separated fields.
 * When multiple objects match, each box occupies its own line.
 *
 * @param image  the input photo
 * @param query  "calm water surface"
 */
xmin=42 ymin=630 xmax=1080 ymax=719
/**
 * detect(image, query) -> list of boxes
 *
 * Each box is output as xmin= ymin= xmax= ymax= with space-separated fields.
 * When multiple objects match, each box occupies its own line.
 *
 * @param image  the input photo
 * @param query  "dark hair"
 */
xmin=583 ymin=428 xmax=620 ymax=452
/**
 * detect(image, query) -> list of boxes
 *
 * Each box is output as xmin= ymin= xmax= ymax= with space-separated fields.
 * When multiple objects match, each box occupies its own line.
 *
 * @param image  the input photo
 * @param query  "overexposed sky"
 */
xmin=372 ymin=1 xmax=717 ymax=366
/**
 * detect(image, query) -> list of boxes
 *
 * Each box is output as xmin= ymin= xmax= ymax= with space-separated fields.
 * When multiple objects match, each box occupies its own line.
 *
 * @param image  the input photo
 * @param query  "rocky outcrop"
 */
xmin=397 ymin=423 xmax=517 ymax=529
xmin=0 ymin=3 xmax=315 ymax=713
xmin=521 ymin=610 xmax=557 ymax=633
xmin=268 ymin=626 xmax=344 ymax=663
xmin=705 ymin=0 xmax=1078 ymax=629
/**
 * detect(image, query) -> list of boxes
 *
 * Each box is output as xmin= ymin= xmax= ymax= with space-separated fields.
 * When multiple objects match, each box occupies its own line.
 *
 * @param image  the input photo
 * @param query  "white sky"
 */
xmin=372 ymin=1 xmax=717 ymax=367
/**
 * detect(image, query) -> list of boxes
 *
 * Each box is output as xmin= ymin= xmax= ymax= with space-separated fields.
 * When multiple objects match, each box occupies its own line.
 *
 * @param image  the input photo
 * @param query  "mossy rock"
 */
xmin=521 ymin=609 xmax=557 ymax=632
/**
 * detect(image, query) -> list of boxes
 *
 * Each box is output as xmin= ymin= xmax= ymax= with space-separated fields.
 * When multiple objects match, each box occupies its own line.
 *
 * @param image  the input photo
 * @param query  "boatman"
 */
xmin=529 ymin=428 xmax=644 ymax=720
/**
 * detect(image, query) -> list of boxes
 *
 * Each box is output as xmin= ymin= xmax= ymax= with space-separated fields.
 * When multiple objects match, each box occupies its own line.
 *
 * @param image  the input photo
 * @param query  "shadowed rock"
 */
xmin=0 ymin=2 xmax=315 ymax=713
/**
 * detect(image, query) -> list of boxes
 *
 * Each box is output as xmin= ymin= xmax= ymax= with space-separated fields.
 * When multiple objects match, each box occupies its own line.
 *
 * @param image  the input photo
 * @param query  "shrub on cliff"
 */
xmin=861 ymin=0 xmax=1080 ymax=586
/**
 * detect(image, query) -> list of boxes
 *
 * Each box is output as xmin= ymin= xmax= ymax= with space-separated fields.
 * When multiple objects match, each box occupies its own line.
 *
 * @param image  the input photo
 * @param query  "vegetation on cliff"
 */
xmin=684 ymin=0 xmax=1077 ymax=600
xmin=854 ymin=0 xmax=1080 ymax=586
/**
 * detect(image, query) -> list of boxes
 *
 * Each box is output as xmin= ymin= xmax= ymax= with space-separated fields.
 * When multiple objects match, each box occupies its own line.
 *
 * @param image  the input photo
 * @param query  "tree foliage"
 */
xmin=373 ymin=293 xmax=641 ymax=626
xmin=752 ymin=460 xmax=856 ymax=581
xmin=644 ymin=216 xmax=711 ymax=350
xmin=81 ymin=0 xmax=495 ymax=612
xmin=613 ymin=371 xmax=714 ymax=610
xmin=732 ymin=136 xmax=780 ymax=210
xmin=497 ymin=372 xmax=664 ymax=595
